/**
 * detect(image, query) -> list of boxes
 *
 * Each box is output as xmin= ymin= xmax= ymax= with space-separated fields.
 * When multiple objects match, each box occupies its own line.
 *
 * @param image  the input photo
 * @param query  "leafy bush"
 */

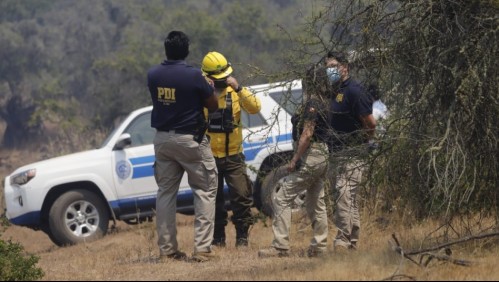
xmin=0 ymin=238 xmax=44 ymax=281
xmin=1 ymin=215 xmax=9 ymax=228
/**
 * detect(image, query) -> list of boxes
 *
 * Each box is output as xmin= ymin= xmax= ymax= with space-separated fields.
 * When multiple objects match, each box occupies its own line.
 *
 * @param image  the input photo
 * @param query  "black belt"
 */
xmin=159 ymin=129 xmax=196 ymax=135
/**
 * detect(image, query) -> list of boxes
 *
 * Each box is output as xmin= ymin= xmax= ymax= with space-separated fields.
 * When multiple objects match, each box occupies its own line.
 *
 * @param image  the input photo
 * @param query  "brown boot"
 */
xmin=159 ymin=250 xmax=188 ymax=262
xmin=191 ymin=251 xmax=219 ymax=263
xmin=258 ymin=247 xmax=290 ymax=258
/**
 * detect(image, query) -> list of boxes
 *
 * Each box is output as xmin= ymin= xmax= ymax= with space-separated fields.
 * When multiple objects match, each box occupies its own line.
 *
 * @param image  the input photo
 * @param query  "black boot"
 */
xmin=235 ymin=225 xmax=249 ymax=247
xmin=235 ymin=237 xmax=248 ymax=247
xmin=212 ymin=237 xmax=226 ymax=247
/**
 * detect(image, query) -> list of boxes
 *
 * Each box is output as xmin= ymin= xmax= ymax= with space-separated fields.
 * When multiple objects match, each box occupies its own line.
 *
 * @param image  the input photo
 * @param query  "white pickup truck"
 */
xmin=3 ymin=80 xmax=302 ymax=246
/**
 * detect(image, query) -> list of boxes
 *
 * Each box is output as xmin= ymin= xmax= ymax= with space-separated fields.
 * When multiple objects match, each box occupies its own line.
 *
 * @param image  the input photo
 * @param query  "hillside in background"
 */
xmin=0 ymin=0 xmax=313 ymax=150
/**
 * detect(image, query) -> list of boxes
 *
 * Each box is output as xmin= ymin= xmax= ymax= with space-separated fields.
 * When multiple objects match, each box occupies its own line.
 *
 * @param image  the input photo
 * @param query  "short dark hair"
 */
xmin=367 ymin=83 xmax=380 ymax=101
xmin=326 ymin=51 xmax=349 ymax=64
xmin=303 ymin=63 xmax=330 ymax=100
xmin=164 ymin=31 xmax=189 ymax=60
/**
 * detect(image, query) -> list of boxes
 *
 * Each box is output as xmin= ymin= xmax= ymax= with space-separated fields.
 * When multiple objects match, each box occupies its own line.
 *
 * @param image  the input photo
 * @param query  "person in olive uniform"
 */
xmin=259 ymin=66 xmax=330 ymax=258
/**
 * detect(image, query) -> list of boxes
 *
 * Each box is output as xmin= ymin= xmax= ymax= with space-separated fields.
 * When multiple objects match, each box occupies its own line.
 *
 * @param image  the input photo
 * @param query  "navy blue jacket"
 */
xmin=147 ymin=60 xmax=214 ymax=131
xmin=329 ymin=78 xmax=372 ymax=151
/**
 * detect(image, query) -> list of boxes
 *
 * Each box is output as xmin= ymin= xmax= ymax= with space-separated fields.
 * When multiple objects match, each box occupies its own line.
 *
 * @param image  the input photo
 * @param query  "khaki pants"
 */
xmin=330 ymin=157 xmax=363 ymax=248
xmin=154 ymin=131 xmax=218 ymax=255
xmin=271 ymin=142 xmax=329 ymax=251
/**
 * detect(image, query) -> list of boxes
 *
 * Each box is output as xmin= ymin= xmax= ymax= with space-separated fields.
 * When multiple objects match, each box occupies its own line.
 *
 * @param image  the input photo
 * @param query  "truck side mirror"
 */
xmin=113 ymin=133 xmax=132 ymax=150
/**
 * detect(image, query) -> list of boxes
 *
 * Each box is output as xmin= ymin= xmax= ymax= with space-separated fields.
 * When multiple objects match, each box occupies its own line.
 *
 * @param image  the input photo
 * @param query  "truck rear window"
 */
xmin=269 ymin=89 xmax=303 ymax=115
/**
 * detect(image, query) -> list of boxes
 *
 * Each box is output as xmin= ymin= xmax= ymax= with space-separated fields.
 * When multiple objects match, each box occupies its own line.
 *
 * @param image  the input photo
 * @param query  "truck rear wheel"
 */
xmin=260 ymin=165 xmax=308 ymax=218
xmin=48 ymin=189 xmax=109 ymax=246
xmin=260 ymin=166 xmax=289 ymax=217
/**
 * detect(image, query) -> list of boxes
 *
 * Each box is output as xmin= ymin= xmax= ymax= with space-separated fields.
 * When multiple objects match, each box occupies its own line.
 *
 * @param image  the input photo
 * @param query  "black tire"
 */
xmin=260 ymin=165 xmax=309 ymax=218
xmin=260 ymin=165 xmax=289 ymax=217
xmin=48 ymin=189 xmax=109 ymax=246
xmin=254 ymin=153 xmax=293 ymax=213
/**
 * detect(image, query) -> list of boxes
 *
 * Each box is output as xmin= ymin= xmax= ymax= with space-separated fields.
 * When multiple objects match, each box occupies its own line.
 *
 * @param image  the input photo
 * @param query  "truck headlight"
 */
xmin=10 ymin=169 xmax=37 ymax=186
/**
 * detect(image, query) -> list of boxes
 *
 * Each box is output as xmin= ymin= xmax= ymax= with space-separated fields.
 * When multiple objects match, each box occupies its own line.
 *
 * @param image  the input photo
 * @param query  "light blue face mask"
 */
xmin=326 ymin=67 xmax=341 ymax=84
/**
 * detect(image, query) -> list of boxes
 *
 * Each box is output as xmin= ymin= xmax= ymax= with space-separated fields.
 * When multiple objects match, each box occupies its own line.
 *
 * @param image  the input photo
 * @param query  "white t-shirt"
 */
xmin=373 ymin=100 xmax=389 ymax=121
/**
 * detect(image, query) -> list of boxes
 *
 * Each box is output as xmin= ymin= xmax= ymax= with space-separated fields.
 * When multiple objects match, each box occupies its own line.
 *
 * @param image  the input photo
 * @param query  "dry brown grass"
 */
xmin=1 ymin=210 xmax=499 ymax=281
xmin=1 ymin=147 xmax=499 ymax=280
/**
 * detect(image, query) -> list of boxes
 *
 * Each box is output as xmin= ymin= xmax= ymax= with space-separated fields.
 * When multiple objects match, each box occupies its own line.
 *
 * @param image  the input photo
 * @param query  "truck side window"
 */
xmin=125 ymin=112 xmax=155 ymax=147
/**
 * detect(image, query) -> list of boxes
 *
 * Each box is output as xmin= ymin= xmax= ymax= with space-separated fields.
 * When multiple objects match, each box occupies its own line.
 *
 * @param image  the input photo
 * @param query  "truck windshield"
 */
xmin=99 ymin=113 xmax=129 ymax=148
xmin=99 ymin=127 xmax=119 ymax=149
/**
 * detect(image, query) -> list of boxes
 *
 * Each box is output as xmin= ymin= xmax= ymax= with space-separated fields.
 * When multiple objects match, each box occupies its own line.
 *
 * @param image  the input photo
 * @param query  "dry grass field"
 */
xmin=1 ymin=148 xmax=499 ymax=281
xmin=2 ymin=209 xmax=499 ymax=280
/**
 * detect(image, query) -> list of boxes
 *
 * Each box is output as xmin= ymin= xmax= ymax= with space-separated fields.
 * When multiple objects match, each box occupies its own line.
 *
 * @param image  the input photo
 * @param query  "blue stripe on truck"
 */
xmin=129 ymin=133 xmax=291 ymax=179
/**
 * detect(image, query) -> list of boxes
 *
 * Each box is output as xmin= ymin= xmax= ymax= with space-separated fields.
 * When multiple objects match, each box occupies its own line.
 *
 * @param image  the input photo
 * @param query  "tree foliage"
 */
xmin=0 ymin=0 xmax=497 ymax=223
xmin=0 ymin=0 xmax=311 ymax=149
xmin=291 ymin=0 xmax=498 ymax=221
xmin=385 ymin=0 xmax=498 ymax=220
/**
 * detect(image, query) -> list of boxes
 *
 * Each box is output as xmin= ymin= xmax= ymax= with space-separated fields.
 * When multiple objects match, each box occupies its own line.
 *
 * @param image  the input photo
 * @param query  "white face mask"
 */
xmin=326 ymin=67 xmax=341 ymax=84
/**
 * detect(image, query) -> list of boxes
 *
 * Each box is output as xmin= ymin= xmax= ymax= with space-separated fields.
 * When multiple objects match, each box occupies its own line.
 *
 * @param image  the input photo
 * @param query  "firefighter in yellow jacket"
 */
xmin=202 ymin=51 xmax=261 ymax=247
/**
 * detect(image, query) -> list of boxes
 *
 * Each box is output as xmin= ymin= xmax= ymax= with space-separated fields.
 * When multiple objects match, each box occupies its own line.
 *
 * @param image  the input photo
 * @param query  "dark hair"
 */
xmin=164 ymin=31 xmax=189 ymax=60
xmin=367 ymin=83 xmax=380 ymax=101
xmin=326 ymin=51 xmax=349 ymax=64
xmin=302 ymin=63 xmax=330 ymax=100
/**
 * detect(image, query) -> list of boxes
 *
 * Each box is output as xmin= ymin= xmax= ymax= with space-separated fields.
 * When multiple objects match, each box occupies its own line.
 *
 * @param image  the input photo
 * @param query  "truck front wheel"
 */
xmin=48 ymin=189 xmax=109 ymax=246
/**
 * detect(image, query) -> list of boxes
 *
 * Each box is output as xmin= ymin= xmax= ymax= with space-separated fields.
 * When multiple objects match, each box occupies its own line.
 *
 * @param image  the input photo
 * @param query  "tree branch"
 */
xmin=405 ymin=231 xmax=499 ymax=256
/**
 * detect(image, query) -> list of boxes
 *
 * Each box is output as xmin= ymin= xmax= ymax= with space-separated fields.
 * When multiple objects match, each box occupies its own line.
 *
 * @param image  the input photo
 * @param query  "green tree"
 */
xmin=0 ymin=0 xmax=314 ymax=151
xmin=0 ymin=218 xmax=44 ymax=281
xmin=0 ymin=0 xmax=52 ymax=23
xmin=0 ymin=239 xmax=44 ymax=281
xmin=294 ymin=0 xmax=498 ymax=220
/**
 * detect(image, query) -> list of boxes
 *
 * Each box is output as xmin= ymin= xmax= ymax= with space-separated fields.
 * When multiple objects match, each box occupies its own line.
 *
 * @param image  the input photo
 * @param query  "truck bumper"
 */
xmin=3 ymin=176 xmax=41 ymax=227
